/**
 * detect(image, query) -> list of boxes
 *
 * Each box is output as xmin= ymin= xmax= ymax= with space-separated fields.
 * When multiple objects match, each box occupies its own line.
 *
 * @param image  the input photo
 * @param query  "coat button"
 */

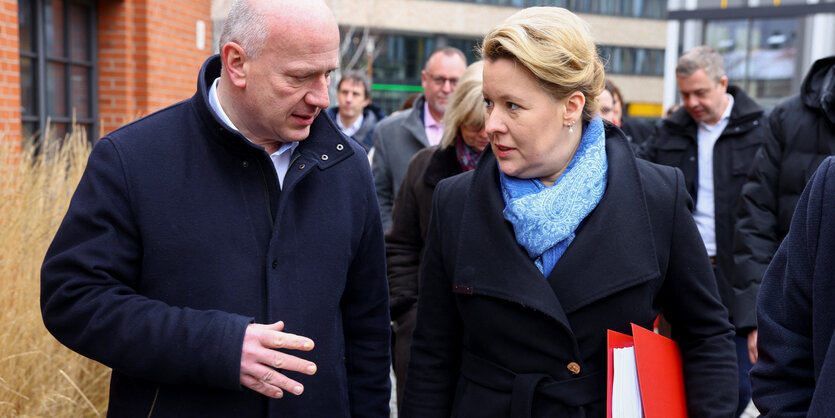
xmin=321 ymin=154 xmax=329 ymax=161
xmin=242 ymin=161 xmax=249 ymax=168
xmin=336 ymin=144 xmax=344 ymax=151
xmin=272 ymin=260 xmax=278 ymax=269
xmin=298 ymin=163 xmax=306 ymax=170
xmin=567 ymin=362 xmax=581 ymax=375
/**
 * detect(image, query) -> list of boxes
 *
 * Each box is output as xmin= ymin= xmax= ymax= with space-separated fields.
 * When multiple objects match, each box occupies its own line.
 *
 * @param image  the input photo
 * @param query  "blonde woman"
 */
xmin=401 ymin=7 xmax=737 ymax=417
xmin=386 ymin=61 xmax=486 ymax=405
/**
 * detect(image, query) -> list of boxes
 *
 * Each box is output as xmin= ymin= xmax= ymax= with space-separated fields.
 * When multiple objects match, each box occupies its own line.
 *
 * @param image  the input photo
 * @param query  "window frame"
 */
xmin=19 ymin=0 xmax=98 ymax=145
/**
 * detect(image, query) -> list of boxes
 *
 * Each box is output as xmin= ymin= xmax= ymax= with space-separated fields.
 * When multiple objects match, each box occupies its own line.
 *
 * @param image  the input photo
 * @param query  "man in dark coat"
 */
xmin=326 ymin=70 xmax=385 ymax=151
xmin=39 ymin=0 xmax=391 ymax=416
xmin=733 ymin=55 xmax=835 ymax=367
xmin=637 ymin=45 xmax=767 ymax=416
xmin=751 ymin=156 xmax=835 ymax=417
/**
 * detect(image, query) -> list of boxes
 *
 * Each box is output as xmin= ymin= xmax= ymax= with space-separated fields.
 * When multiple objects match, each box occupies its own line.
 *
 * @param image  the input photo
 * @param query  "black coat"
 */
xmin=402 ymin=126 xmax=737 ymax=417
xmin=386 ymin=144 xmax=462 ymax=404
xmin=40 ymin=55 xmax=391 ymax=417
xmin=732 ymin=55 xmax=835 ymax=332
xmin=751 ymin=156 xmax=835 ymax=416
xmin=637 ymin=85 xmax=767 ymax=326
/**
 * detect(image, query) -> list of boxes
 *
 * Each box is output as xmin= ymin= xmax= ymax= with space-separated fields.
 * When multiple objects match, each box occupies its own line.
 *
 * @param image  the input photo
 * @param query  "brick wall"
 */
xmin=0 ymin=0 xmax=20 ymax=150
xmin=98 ymin=0 xmax=212 ymax=136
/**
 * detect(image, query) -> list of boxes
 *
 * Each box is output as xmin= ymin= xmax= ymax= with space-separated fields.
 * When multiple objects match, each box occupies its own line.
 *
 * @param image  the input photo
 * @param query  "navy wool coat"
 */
xmin=751 ymin=156 xmax=835 ymax=417
xmin=401 ymin=125 xmax=738 ymax=417
xmin=40 ymin=55 xmax=391 ymax=417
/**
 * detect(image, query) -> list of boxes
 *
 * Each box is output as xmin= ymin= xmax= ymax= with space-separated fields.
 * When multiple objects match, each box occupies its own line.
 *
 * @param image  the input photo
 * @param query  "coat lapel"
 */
xmin=453 ymin=149 xmax=572 ymax=331
xmin=545 ymin=130 xmax=660 ymax=314
xmin=452 ymin=128 xmax=660 ymax=330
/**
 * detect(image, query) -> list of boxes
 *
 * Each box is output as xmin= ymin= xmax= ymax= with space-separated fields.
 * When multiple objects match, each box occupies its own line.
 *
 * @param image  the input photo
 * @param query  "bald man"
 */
xmin=40 ymin=0 xmax=391 ymax=416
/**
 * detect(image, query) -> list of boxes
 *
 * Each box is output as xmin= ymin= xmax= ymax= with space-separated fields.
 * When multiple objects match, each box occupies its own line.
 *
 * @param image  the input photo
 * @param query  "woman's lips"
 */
xmin=493 ymin=144 xmax=514 ymax=157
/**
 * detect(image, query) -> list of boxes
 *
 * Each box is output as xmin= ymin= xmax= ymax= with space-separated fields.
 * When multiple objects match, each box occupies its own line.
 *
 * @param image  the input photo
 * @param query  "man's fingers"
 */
xmin=243 ymin=365 xmax=306 ymax=396
xmin=241 ymin=372 xmax=284 ymax=399
xmin=262 ymin=330 xmax=315 ymax=352
xmin=266 ymin=350 xmax=318 ymax=375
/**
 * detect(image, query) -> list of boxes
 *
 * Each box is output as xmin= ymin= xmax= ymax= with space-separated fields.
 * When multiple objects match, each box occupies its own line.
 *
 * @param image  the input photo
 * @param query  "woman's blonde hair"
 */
xmin=440 ymin=61 xmax=485 ymax=149
xmin=480 ymin=7 xmax=605 ymax=123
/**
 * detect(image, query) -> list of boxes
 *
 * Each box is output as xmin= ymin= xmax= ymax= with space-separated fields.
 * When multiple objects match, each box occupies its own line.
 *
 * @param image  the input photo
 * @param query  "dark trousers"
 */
xmin=735 ymin=335 xmax=753 ymax=416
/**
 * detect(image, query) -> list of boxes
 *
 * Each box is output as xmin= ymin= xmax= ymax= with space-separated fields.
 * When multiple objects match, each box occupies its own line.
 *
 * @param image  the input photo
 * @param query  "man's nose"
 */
xmin=308 ymin=77 xmax=331 ymax=109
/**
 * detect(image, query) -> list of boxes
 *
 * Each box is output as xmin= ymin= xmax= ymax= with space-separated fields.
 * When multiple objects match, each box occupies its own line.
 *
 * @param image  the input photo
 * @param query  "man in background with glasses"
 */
xmin=372 ymin=47 xmax=467 ymax=231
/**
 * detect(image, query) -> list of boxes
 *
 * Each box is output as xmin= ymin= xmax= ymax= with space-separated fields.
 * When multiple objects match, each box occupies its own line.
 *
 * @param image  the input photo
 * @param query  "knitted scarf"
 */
xmin=499 ymin=116 xmax=608 ymax=277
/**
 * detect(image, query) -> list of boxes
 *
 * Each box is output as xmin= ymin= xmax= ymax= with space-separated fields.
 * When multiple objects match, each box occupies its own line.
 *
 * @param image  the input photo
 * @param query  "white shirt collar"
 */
xmin=336 ymin=111 xmax=364 ymax=137
xmin=208 ymin=78 xmax=298 ymax=188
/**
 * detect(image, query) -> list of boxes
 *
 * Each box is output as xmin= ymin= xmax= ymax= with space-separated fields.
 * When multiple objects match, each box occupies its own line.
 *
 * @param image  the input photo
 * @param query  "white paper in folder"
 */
xmin=612 ymin=346 xmax=644 ymax=418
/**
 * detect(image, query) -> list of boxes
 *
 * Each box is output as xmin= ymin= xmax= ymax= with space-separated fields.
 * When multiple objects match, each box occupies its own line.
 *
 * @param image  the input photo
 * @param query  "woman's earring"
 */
xmin=567 ymin=120 xmax=575 ymax=134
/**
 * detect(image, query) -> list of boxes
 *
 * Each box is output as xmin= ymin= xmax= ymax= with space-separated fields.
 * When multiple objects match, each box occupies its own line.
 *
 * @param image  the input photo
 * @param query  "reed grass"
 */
xmin=0 ymin=128 xmax=111 ymax=417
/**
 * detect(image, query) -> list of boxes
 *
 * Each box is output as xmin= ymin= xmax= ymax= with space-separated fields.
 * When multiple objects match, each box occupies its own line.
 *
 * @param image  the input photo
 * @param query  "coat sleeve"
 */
xmin=400 ymin=179 xmax=463 ymax=417
xmin=40 ymin=138 xmax=252 ymax=389
xmin=342 ymin=169 xmax=393 ymax=418
xmin=372 ymin=124 xmax=394 ymax=231
xmin=385 ymin=155 xmax=426 ymax=322
xmin=749 ymin=158 xmax=830 ymax=417
xmin=732 ymin=108 xmax=785 ymax=332
xmin=658 ymin=168 xmax=739 ymax=418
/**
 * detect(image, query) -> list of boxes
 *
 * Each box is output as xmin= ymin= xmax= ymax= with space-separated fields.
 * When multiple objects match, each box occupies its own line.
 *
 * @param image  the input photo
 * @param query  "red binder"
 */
xmin=606 ymin=323 xmax=688 ymax=418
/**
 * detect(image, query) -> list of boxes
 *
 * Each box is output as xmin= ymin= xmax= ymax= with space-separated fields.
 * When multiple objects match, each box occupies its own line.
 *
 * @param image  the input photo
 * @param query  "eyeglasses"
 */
xmin=427 ymin=74 xmax=459 ymax=88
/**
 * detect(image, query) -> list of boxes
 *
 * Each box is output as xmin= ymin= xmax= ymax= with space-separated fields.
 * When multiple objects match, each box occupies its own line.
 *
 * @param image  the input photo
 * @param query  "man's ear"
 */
xmin=221 ymin=42 xmax=248 ymax=89
xmin=718 ymin=75 xmax=729 ymax=92
xmin=564 ymin=90 xmax=586 ymax=121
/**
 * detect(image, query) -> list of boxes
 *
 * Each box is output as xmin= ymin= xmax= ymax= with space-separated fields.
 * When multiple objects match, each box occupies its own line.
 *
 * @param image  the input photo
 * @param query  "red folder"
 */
xmin=606 ymin=323 xmax=688 ymax=418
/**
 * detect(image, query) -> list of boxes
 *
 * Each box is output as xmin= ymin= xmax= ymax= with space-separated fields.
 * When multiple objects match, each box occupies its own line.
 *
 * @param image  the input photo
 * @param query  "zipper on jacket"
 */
xmin=146 ymin=387 xmax=160 ymax=418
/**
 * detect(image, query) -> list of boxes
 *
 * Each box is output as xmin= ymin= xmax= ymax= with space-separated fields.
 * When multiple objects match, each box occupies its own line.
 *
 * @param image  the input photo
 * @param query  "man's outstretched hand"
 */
xmin=240 ymin=321 xmax=317 ymax=398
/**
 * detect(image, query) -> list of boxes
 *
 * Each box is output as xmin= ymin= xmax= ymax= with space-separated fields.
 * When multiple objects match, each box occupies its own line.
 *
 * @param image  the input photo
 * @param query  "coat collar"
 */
xmin=193 ymin=55 xmax=355 ymax=186
xmin=423 ymin=146 xmax=461 ymax=188
xmin=404 ymin=95 xmax=430 ymax=147
xmin=452 ymin=125 xmax=659 ymax=331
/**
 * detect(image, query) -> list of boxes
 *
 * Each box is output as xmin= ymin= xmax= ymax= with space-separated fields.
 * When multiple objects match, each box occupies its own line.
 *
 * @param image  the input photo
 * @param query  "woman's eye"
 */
xmin=484 ymin=98 xmax=493 ymax=108
xmin=508 ymin=102 xmax=520 ymax=111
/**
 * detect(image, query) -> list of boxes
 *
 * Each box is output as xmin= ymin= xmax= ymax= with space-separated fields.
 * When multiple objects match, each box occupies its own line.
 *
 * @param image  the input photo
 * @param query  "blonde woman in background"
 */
xmin=401 ymin=7 xmax=737 ymax=417
xmin=386 ymin=61 xmax=487 ymax=407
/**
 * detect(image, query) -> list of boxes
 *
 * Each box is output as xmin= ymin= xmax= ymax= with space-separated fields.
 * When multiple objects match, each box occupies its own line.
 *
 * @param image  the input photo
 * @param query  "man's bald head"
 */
xmin=219 ymin=0 xmax=337 ymax=59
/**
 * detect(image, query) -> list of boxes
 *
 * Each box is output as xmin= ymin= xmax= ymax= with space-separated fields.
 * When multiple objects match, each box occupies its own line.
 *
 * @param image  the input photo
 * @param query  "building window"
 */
xmin=337 ymin=28 xmax=481 ymax=114
xmin=704 ymin=17 xmax=798 ymax=108
xmin=599 ymin=45 xmax=665 ymax=76
xmin=19 ymin=0 xmax=97 ymax=146
xmin=434 ymin=0 xmax=666 ymax=19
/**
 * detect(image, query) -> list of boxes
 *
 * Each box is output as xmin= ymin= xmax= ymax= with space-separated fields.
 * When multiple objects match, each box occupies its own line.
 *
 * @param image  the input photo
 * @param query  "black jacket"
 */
xmin=732 ymin=55 xmax=835 ymax=332
xmin=637 ymin=85 xmax=767 ymax=327
xmin=385 ymin=144 xmax=462 ymax=404
xmin=402 ymin=125 xmax=737 ymax=418
xmin=326 ymin=103 xmax=385 ymax=151
xmin=41 ymin=55 xmax=391 ymax=417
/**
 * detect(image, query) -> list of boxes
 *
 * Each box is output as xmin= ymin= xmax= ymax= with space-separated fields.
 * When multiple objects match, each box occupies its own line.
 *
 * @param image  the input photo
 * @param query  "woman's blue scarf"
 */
xmin=499 ymin=116 xmax=607 ymax=278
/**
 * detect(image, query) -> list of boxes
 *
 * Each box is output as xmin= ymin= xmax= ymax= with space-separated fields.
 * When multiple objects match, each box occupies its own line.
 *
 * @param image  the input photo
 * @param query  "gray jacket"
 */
xmin=372 ymin=95 xmax=429 ymax=230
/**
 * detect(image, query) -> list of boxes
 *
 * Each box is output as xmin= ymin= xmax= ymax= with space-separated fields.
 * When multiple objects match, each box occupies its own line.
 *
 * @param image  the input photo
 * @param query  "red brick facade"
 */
xmin=0 ymin=0 xmax=211 ymax=149
xmin=0 ymin=0 xmax=20 ymax=150
xmin=98 ymin=0 xmax=212 ymax=135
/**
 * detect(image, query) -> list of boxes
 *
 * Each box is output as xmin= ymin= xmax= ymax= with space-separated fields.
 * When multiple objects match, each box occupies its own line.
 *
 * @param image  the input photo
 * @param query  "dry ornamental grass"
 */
xmin=0 ymin=129 xmax=111 ymax=417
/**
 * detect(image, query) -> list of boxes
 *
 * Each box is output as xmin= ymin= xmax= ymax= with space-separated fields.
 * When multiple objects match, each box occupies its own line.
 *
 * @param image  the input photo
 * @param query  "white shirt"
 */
xmin=423 ymin=101 xmax=443 ymax=146
xmin=693 ymin=94 xmax=734 ymax=257
xmin=336 ymin=112 xmax=364 ymax=137
xmin=208 ymin=78 xmax=298 ymax=189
